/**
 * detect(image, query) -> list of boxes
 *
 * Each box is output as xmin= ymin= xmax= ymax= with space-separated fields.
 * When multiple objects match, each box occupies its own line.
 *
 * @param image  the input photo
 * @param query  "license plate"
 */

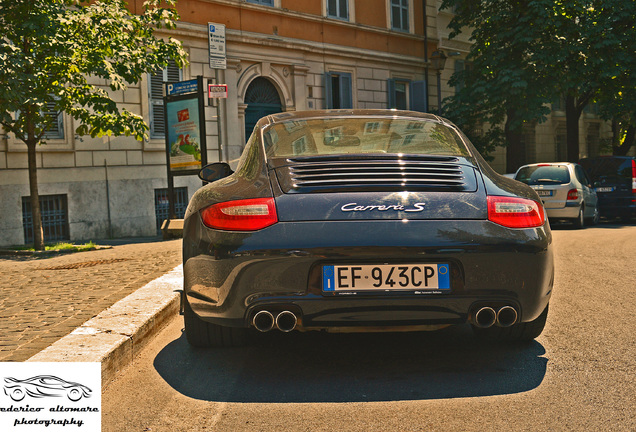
xmin=322 ymin=264 xmax=450 ymax=292
xmin=536 ymin=190 xmax=553 ymax=196
xmin=595 ymin=187 xmax=614 ymax=193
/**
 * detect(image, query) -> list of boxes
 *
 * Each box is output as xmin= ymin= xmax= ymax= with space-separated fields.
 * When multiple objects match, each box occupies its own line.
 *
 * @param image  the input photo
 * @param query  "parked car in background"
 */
xmin=579 ymin=156 xmax=636 ymax=222
xmin=514 ymin=162 xmax=598 ymax=228
xmin=182 ymin=109 xmax=554 ymax=348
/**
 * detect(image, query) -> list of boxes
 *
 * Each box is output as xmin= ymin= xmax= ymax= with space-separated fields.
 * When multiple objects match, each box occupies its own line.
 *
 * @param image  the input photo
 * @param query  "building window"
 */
xmin=584 ymin=102 xmax=599 ymax=116
xmin=154 ymin=187 xmax=188 ymax=234
xmin=327 ymin=0 xmax=348 ymax=20
xmin=148 ymin=61 xmax=181 ymax=139
xmin=388 ymin=79 xmax=427 ymax=112
xmin=551 ymin=95 xmax=565 ymax=113
xmin=21 ymin=194 xmax=69 ymax=244
xmin=43 ymin=101 xmax=64 ymax=139
xmin=555 ymin=122 xmax=567 ymax=161
xmin=391 ymin=0 xmax=409 ymax=32
xmin=246 ymin=0 xmax=274 ymax=5
xmin=324 ymin=72 xmax=352 ymax=109
xmin=454 ymin=60 xmax=474 ymax=93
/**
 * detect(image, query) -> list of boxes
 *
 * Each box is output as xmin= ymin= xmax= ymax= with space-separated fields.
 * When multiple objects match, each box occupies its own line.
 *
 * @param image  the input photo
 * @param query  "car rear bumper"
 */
xmin=183 ymin=218 xmax=554 ymax=329
xmin=596 ymin=195 xmax=636 ymax=217
xmin=545 ymin=203 xmax=581 ymax=219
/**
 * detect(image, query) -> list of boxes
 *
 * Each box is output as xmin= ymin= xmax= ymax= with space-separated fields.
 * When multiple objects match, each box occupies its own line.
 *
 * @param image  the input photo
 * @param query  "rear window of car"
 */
xmin=579 ymin=157 xmax=633 ymax=184
xmin=515 ymin=165 xmax=571 ymax=185
xmin=261 ymin=118 xmax=470 ymax=158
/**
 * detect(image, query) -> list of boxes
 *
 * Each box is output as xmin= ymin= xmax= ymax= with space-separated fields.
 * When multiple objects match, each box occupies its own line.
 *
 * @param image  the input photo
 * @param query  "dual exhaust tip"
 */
xmin=473 ymin=306 xmax=518 ymax=328
xmin=252 ymin=310 xmax=297 ymax=332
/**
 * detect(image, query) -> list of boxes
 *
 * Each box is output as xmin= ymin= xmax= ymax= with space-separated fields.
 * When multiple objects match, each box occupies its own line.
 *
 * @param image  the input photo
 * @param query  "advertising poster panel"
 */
xmin=166 ymin=97 xmax=202 ymax=172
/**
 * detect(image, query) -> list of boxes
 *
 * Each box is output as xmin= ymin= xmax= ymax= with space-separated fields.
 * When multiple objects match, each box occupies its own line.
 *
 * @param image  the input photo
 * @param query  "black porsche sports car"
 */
xmin=182 ymin=109 xmax=553 ymax=347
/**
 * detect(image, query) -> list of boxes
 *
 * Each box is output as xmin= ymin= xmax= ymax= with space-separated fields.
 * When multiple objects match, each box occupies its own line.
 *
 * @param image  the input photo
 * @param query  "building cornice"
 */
xmin=168 ymin=22 xmax=430 ymax=68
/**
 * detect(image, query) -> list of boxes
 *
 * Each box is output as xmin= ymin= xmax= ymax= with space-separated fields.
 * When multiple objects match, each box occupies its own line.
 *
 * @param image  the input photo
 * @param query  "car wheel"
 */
xmin=572 ymin=206 xmax=585 ymax=229
xmin=588 ymin=206 xmax=600 ymax=225
xmin=472 ymin=304 xmax=549 ymax=343
xmin=184 ymin=299 xmax=249 ymax=348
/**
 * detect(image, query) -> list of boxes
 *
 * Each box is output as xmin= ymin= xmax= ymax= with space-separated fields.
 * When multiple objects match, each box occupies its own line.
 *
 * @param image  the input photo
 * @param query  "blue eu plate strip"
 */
xmin=437 ymin=264 xmax=450 ymax=289
xmin=323 ymin=266 xmax=335 ymax=291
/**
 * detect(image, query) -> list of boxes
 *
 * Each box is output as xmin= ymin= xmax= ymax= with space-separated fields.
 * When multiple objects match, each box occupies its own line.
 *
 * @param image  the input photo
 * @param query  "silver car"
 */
xmin=514 ymin=162 xmax=599 ymax=228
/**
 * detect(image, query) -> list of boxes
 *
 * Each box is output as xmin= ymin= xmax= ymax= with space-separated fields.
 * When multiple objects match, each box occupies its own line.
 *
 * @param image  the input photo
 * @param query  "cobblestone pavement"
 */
xmin=0 ymin=238 xmax=181 ymax=362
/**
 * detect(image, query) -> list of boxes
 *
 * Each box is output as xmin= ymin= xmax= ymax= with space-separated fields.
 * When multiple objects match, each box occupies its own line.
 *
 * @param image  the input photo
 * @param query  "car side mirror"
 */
xmin=199 ymin=162 xmax=233 ymax=183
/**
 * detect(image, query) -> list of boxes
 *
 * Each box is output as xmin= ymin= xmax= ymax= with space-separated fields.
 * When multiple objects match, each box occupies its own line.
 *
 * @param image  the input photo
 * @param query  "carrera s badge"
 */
xmin=341 ymin=203 xmax=426 ymax=212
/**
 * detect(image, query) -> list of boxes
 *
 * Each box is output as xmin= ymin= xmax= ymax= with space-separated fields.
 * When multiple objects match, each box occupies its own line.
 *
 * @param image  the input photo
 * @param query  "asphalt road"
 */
xmin=103 ymin=224 xmax=636 ymax=432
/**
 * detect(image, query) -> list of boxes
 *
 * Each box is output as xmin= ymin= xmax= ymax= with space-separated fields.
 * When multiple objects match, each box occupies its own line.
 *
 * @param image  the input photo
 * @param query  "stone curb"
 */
xmin=27 ymin=264 xmax=183 ymax=389
xmin=0 ymin=245 xmax=113 ymax=257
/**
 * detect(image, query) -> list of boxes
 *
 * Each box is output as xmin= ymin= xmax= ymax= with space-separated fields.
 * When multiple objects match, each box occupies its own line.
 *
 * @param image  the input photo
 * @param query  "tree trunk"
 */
xmin=26 ymin=140 xmax=45 ymax=251
xmin=505 ymin=111 xmax=525 ymax=173
xmin=613 ymin=125 xmax=635 ymax=156
xmin=565 ymin=95 xmax=581 ymax=163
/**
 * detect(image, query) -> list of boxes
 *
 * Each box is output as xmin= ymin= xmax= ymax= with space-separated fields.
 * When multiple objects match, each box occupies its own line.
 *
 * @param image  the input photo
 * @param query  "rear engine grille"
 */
xmin=275 ymin=159 xmax=476 ymax=193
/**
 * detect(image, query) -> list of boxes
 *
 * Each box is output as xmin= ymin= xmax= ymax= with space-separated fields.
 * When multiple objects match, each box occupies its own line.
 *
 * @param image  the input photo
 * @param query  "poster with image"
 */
xmin=166 ymin=97 xmax=202 ymax=171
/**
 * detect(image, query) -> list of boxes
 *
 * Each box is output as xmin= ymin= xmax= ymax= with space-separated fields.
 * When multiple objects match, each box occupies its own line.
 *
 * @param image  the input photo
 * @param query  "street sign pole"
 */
xmin=208 ymin=22 xmax=227 ymax=162
xmin=215 ymin=69 xmax=223 ymax=162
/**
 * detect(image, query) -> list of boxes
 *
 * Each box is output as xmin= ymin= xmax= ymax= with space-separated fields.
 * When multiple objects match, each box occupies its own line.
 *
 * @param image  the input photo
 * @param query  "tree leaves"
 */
xmin=0 ymin=0 xmax=187 ymax=144
xmin=440 ymin=0 xmax=636 ymax=163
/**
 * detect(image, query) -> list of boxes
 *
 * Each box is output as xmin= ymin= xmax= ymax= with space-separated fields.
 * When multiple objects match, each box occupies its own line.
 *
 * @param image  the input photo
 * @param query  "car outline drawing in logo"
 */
xmin=3 ymin=375 xmax=92 ymax=402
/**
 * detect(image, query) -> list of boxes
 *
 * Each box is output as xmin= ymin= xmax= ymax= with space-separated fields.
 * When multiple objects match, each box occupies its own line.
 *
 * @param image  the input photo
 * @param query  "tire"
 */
xmin=472 ymin=304 xmax=549 ymax=343
xmin=587 ymin=206 xmax=600 ymax=225
xmin=572 ymin=206 xmax=585 ymax=229
xmin=184 ymin=299 xmax=249 ymax=348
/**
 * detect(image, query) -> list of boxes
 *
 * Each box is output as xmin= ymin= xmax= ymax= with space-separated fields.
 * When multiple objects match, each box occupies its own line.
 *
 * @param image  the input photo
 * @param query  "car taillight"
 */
xmin=632 ymin=159 xmax=636 ymax=194
xmin=567 ymin=189 xmax=579 ymax=200
xmin=487 ymin=196 xmax=546 ymax=228
xmin=200 ymin=198 xmax=278 ymax=231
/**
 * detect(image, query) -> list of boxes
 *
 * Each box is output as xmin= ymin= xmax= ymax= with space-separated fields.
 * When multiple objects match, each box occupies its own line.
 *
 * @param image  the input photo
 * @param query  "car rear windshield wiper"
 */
xmin=534 ymin=178 xmax=564 ymax=183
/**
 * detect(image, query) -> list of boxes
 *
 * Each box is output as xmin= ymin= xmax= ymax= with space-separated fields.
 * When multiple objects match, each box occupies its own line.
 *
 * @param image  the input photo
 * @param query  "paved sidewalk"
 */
xmin=0 ymin=238 xmax=181 ymax=362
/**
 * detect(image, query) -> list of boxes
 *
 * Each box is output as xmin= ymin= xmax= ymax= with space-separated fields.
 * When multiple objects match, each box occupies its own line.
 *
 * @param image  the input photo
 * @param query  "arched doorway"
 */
xmin=244 ymin=77 xmax=282 ymax=141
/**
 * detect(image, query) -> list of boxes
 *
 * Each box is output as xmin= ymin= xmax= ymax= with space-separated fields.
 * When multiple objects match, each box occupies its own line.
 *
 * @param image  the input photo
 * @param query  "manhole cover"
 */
xmin=43 ymin=258 xmax=130 ymax=270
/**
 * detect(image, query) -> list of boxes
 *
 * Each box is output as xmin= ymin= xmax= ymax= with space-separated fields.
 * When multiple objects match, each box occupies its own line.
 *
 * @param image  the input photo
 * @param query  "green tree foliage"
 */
xmin=591 ymin=0 xmax=636 ymax=156
xmin=440 ymin=0 xmax=636 ymax=168
xmin=0 ymin=0 xmax=187 ymax=249
xmin=440 ymin=0 xmax=554 ymax=171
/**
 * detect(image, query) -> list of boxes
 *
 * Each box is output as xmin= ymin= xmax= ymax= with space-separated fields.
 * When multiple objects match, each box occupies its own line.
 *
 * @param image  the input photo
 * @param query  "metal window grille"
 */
xmin=21 ymin=194 xmax=70 ymax=244
xmin=155 ymin=187 xmax=188 ymax=234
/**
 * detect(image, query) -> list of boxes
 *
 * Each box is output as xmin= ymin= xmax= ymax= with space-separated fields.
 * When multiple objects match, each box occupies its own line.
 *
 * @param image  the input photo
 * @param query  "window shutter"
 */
xmin=340 ymin=73 xmax=352 ymax=109
xmin=324 ymin=73 xmax=333 ymax=109
xmin=455 ymin=60 xmax=465 ymax=92
xmin=149 ymin=63 xmax=181 ymax=138
xmin=410 ymin=80 xmax=427 ymax=112
xmin=43 ymin=101 xmax=63 ymax=139
xmin=387 ymin=79 xmax=396 ymax=109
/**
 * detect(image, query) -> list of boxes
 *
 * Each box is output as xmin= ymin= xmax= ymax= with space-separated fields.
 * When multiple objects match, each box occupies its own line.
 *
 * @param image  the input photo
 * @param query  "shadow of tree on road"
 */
xmin=154 ymin=324 xmax=547 ymax=403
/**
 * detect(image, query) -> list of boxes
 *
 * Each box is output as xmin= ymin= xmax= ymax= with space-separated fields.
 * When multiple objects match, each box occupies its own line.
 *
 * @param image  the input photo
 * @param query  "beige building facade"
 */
xmin=1 ymin=0 xmax=439 ymax=246
xmin=1 ymin=0 xmax=628 ymax=247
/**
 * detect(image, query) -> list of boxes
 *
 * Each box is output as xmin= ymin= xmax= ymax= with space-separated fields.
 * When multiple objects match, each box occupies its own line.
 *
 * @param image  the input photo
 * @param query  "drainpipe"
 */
xmin=104 ymin=159 xmax=112 ymax=238
xmin=423 ymin=0 xmax=430 ymax=112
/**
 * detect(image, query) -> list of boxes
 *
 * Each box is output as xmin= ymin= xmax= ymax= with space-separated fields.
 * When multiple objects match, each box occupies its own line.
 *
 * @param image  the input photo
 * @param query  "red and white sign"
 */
xmin=208 ymin=84 xmax=228 ymax=99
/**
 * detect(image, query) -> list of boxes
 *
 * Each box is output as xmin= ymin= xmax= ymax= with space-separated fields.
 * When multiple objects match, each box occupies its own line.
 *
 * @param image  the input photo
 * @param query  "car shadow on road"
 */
xmin=153 ymin=324 xmax=547 ymax=403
